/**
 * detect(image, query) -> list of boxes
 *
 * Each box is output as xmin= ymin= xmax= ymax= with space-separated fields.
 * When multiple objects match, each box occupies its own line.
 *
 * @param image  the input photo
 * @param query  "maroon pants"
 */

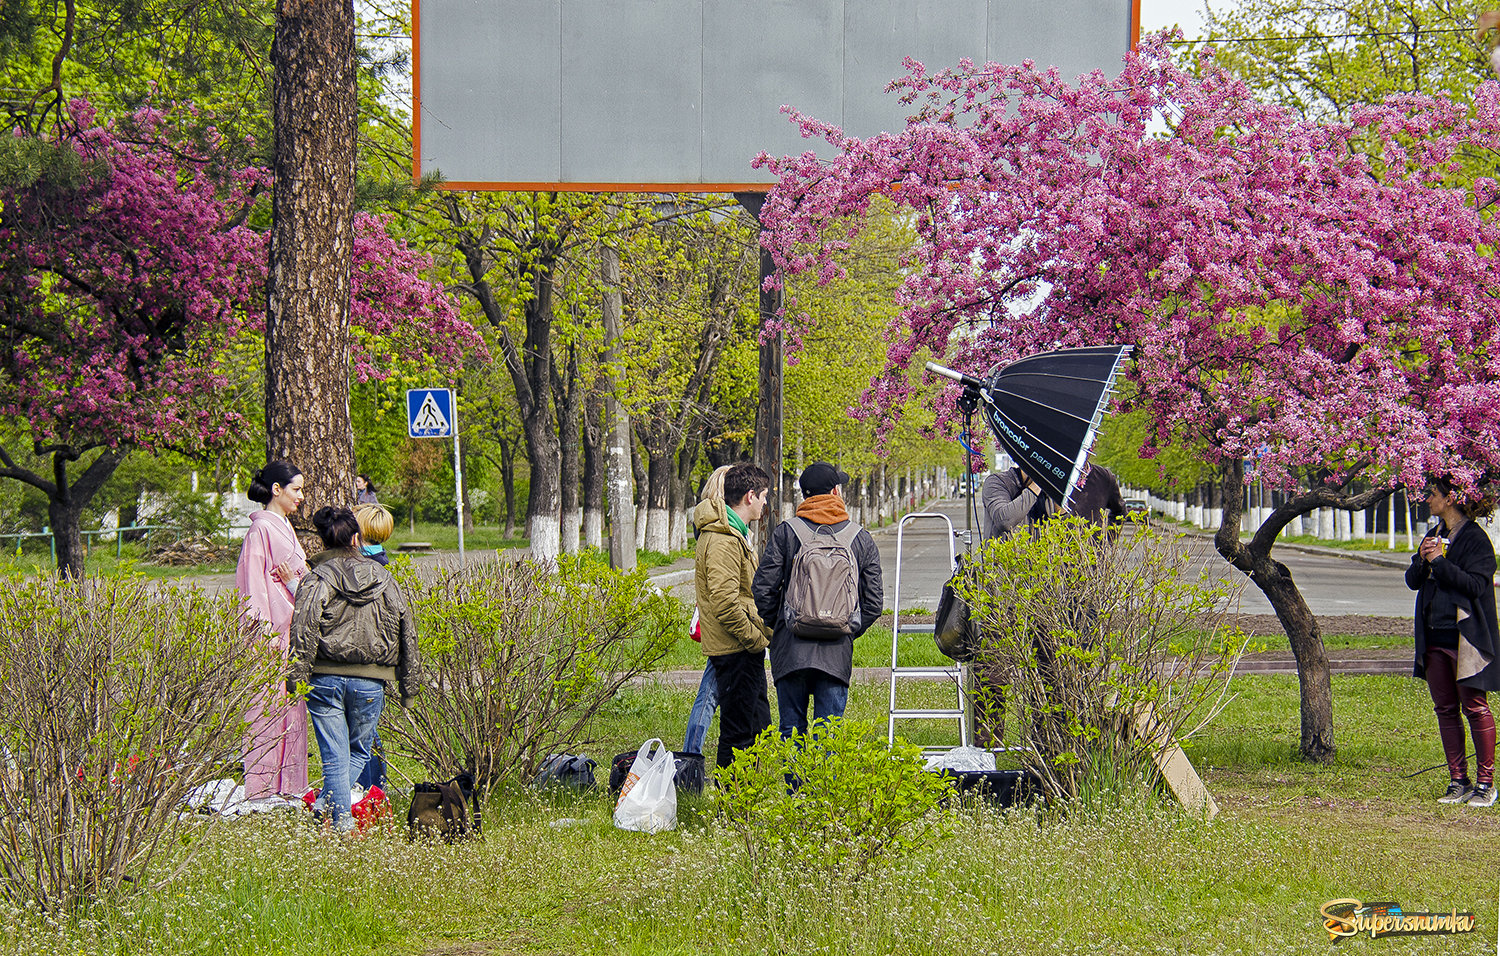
xmin=1425 ymin=647 xmax=1496 ymax=785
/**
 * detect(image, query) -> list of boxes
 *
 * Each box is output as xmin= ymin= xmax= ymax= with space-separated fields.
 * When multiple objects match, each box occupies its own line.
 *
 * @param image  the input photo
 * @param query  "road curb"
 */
xmin=648 ymin=567 xmax=695 ymax=587
xmin=630 ymin=656 xmax=1415 ymax=688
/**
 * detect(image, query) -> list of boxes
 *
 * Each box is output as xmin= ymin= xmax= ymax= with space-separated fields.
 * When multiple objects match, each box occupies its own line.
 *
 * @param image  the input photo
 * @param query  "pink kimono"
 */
xmin=235 ymin=509 xmax=310 ymax=798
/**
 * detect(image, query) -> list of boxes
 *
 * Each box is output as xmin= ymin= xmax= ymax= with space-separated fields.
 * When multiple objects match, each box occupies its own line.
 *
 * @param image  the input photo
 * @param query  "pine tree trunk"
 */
xmin=266 ymin=0 xmax=357 ymax=533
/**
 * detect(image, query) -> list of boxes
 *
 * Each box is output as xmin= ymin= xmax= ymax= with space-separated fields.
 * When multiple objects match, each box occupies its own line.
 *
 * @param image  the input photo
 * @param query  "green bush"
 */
xmin=0 ymin=577 xmax=281 ymax=911
xmin=385 ymin=553 xmax=680 ymax=799
xmin=712 ymin=719 xmax=955 ymax=880
xmin=958 ymin=516 xmax=1245 ymax=806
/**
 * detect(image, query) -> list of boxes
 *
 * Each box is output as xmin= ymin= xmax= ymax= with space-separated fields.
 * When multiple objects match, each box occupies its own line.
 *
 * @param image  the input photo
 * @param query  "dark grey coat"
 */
xmin=752 ymin=513 xmax=883 ymax=685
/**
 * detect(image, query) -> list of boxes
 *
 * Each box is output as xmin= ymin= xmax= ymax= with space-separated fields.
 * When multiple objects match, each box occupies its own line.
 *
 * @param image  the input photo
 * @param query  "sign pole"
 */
xmin=453 ymin=395 xmax=465 ymax=562
xmin=407 ymin=386 xmax=461 ymax=560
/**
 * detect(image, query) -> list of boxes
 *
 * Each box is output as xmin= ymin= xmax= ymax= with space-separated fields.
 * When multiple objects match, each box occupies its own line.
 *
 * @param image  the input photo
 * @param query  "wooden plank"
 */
xmin=1132 ymin=706 xmax=1218 ymax=820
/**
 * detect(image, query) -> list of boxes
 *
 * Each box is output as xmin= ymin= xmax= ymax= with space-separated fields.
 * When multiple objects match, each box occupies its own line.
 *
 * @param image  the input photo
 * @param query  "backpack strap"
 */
xmin=789 ymin=515 xmax=861 ymax=550
xmin=787 ymin=515 xmax=822 ymax=548
xmin=828 ymin=521 xmax=862 ymax=549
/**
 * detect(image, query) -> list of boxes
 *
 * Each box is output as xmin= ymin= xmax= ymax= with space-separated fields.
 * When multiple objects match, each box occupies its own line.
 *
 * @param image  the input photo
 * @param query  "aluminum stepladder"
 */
xmin=887 ymin=511 xmax=972 ymax=754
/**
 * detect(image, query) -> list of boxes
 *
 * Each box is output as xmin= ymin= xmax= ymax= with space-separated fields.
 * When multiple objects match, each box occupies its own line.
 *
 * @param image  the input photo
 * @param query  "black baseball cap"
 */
xmin=800 ymin=462 xmax=850 ymax=497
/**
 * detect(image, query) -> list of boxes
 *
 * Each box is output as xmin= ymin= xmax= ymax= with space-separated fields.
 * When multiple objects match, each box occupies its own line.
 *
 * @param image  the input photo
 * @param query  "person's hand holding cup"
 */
xmin=1419 ymin=535 xmax=1446 ymax=563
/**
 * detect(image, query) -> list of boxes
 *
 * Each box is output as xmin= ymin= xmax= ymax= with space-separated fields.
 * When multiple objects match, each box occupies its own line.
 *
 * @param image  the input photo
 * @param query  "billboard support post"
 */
xmin=737 ymin=192 xmax=783 ymax=554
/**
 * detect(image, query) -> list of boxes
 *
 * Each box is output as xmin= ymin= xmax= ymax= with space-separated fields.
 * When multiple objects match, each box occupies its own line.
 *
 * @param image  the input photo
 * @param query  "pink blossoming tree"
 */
xmin=753 ymin=36 xmax=1500 ymax=761
xmin=0 ymin=102 xmax=478 ymax=578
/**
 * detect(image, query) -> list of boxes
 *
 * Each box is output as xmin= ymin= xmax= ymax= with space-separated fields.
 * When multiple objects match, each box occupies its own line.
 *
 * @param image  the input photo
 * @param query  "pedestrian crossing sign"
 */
xmin=407 ymin=388 xmax=453 ymax=438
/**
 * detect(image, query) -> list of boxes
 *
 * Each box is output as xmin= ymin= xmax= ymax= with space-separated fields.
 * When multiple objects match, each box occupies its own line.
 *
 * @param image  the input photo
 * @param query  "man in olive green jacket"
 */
xmin=694 ymin=462 xmax=772 ymax=769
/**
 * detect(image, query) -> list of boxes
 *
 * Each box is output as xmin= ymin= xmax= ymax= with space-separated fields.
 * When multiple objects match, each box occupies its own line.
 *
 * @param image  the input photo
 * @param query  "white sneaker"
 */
xmin=1466 ymin=784 xmax=1496 ymax=807
xmin=1438 ymin=780 xmax=1472 ymax=804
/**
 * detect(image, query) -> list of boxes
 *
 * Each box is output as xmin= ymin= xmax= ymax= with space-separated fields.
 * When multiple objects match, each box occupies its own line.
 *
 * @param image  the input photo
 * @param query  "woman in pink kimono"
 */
xmin=235 ymin=461 xmax=310 ymax=799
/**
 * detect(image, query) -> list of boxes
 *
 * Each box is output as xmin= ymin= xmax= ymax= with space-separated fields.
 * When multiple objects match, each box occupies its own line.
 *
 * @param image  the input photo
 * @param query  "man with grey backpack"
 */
xmin=753 ymin=462 xmax=884 ymax=737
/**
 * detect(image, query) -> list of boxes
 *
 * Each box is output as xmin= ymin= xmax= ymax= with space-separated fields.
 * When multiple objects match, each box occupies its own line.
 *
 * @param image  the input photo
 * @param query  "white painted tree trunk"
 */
xmin=643 ymin=507 xmax=670 ymax=553
xmin=1352 ymin=509 xmax=1366 ymax=540
xmin=583 ymin=508 xmax=604 ymax=550
xmin=528 ymin=517 xmax=560 ymax=562
xmin=669 ymin=506 xmax=688 ymax=551
xmin=635 ymin=506 xmax=647 ymax=549
xmin=1318 ymin=508 xmax=1335 ymax=539
xmin=560 ymin=508 xmax=581 ymax=554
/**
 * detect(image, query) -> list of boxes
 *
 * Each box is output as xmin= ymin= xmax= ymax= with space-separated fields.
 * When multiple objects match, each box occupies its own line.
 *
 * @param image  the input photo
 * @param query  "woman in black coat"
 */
xmin=1405 ymin=476 xmax=1500 ymax=806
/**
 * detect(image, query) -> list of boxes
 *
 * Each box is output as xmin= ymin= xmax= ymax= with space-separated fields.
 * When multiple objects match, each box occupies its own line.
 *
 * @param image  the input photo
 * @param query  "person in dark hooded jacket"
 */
xmin=290 ymin=507 xmax=420 ymax=832
xmin=752 ymin=462 xmax=883 ymax=737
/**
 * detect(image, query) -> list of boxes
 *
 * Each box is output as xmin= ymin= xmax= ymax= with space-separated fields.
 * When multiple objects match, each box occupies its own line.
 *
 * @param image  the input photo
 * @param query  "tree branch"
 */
xmin=0 ymin=445 xmax=56 ymax=498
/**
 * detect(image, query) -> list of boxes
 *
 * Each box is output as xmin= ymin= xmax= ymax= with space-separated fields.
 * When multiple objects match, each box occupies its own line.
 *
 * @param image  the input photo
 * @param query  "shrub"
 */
xmin=713 ymin=720 xmax=956 ymax=880
xmin=0 ymin=576 xmax=281 ymax=911
xmin=384 ymin=553 xmax=679 ymax=801
xmin=957 ymin=516 xmax=1244 ymax=805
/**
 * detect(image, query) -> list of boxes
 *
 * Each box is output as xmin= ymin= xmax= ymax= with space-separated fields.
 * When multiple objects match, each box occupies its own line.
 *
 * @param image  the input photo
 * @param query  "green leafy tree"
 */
xmin=783 ymin=199 xmax=961 ymax=516
xmin=616 ymin=202 xmax=759 ymax=551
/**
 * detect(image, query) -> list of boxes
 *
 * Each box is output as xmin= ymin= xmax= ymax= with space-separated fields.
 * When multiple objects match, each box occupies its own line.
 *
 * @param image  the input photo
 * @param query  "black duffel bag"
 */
xmin=933 ymin=554 xmax=980 ymax=662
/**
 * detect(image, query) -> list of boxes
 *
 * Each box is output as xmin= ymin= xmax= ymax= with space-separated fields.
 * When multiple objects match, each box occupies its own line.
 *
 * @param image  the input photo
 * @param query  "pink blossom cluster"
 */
xmin=0 ymin=101 xmax=480 ymax=455
xmin=753 ymin=35 xmax=1500 ymax=492
xmin=349 ymin=212 xmax=480 ymax=382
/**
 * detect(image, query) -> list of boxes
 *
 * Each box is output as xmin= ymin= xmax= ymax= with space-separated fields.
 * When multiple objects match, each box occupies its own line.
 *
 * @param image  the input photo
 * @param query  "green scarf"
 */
xmin=725 ymin=507 xmax=749 ymax=538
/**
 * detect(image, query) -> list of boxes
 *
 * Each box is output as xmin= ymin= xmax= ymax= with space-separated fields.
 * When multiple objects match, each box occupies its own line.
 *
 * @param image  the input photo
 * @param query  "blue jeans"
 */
xmin=357 ymin=731 xmax=386 ymax=790
xmin=306 ymin=675 xmax=385 ymax=830
xmin=682 ymin=663 xmax=718 ymax=755
xmin=775 ymin=669 xmax=849 ymax=739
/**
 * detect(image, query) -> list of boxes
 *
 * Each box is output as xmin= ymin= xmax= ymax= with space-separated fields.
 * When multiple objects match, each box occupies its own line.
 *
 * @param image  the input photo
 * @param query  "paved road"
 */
xmin=186 ymin=500 xmax=1417 ymax=622
xmin=870 ymin=499 xmax=1417 ymax=617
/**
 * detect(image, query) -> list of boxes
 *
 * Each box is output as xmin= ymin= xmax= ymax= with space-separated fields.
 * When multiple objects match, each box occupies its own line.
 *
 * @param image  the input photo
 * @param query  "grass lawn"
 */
xmin=15 ymin=667 xmax=1496 ymax=956
xmin=0 ymin=542 xmax=239 ymax=579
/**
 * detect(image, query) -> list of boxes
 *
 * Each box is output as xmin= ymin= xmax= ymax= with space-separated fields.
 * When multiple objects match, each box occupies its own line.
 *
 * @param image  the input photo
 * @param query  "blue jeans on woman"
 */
xmin=682 ymin=663 xmax=718 ymax=755
xmin=306 ymin=675 xmax=385 ymax=830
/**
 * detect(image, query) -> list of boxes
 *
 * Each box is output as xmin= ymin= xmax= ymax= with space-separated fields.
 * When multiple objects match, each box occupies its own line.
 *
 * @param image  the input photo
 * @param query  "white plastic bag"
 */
xmin=924 ymin=746 xmax=997 ymax=772
xmin=613 ymin=738 xmax=677 ymax=833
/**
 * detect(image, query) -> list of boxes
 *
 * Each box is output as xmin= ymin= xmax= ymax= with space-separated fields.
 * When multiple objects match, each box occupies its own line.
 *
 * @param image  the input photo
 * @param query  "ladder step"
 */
xmin=891 ymin=667 xmax=962 ymax=678
xmin=890 ymin=708 xmax=966 ymax=718
xmin=896 ymin=624 xmax=935 ymax=634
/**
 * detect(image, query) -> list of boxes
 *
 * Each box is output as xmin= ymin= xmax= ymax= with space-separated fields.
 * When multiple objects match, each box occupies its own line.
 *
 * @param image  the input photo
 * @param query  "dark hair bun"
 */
xmin=312 ymin=506 xmax=361 ymax=550
xmin=247 ymin=460 xmax=300 ymax=505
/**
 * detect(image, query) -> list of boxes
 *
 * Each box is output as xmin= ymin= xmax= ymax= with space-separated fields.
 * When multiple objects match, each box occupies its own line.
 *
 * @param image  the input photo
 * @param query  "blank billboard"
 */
xmin=413 ymin=0 xmax=1139 ymax=190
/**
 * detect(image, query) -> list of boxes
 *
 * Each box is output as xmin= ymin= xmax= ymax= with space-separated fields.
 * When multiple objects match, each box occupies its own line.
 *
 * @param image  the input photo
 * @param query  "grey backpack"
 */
xmin=782 ymin=518 xmax=863 ymax=641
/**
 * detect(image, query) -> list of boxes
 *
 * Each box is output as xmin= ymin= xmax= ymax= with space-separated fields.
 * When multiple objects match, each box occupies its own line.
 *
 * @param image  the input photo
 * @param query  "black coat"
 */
xmin=1405 ymin=519 xmax=1500 ymax=691
xmin=752 ymin=513 xmax=883 ymax=686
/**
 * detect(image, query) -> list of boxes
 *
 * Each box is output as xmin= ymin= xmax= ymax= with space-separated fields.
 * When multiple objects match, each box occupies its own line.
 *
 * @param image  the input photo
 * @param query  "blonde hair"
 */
xmin=700 ymin=465 xmax=733 ymax=505
xmin=354 ymin=503 xmax=394 ymax=545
